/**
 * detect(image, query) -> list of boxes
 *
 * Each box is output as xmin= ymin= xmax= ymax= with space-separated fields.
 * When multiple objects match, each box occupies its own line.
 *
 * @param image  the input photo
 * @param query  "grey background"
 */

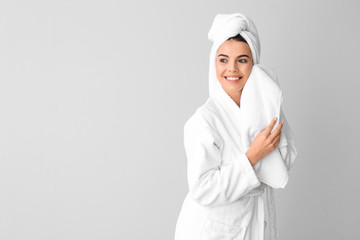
xmin=0 ymin=0 xmax=359 ymax=239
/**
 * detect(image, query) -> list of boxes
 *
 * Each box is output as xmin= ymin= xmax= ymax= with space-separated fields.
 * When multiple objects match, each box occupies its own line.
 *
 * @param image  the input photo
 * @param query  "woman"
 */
xmin=174 ymin=13 xmax=297 ymax=240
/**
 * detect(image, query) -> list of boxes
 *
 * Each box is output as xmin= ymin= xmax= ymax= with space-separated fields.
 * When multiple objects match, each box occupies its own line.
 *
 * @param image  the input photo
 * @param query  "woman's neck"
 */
xmin=228 ymin=90 xmax=242 ymax=108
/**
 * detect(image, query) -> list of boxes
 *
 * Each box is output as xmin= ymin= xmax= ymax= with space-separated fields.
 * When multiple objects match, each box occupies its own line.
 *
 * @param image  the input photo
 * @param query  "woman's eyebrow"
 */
xmin=217 ymin=54 xmax=249 ymax=58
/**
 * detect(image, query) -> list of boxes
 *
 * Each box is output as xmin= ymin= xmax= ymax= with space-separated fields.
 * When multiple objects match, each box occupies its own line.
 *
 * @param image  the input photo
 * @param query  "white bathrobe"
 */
xmin=174 ymin=13 xmax=297 ymax=240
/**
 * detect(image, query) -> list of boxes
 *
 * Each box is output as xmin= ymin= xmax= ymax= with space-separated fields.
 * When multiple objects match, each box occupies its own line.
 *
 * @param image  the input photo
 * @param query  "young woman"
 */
xmin=174 ymin=13 xmax=297 ymax=240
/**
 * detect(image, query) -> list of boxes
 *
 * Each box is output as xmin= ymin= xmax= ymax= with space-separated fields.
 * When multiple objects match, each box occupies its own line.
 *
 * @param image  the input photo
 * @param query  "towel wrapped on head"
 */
xmin=208 ymin=13 xmax=261 ymax=65
xmin=208 ymin=13 xmax=298 ymax=189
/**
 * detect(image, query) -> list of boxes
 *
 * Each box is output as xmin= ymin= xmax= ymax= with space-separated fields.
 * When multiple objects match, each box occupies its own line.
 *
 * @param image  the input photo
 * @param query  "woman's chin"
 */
xmin=223 ymin=85 xmax=243 ymax=95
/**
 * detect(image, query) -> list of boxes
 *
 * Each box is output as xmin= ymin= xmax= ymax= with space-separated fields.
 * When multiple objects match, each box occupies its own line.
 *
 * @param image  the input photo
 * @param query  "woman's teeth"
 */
xmin=225 ymin=77 xmax=242 ymax=80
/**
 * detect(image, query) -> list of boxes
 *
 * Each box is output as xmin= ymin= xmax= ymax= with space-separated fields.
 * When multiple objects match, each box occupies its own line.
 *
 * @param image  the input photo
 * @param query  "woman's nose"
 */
xmin=228 ymin=62 xmax=239 ymax=72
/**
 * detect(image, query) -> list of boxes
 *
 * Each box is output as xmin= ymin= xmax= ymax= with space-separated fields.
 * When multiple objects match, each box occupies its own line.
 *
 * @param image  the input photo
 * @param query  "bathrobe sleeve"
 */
xmin=184 ymin=112 xmax=261 ymax=207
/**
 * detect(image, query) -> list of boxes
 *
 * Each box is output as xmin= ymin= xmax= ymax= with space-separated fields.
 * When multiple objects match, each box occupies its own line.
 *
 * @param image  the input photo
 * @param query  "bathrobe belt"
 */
xmin=246 ymin=183 xmax=266 ymax=239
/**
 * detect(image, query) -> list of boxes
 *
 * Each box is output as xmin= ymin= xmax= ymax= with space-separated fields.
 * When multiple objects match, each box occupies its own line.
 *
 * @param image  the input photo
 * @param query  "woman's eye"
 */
xmin=219 ymin=58 xmax=227 ymax=63
xmin=238 ymin=59 xmax=247 ymax=63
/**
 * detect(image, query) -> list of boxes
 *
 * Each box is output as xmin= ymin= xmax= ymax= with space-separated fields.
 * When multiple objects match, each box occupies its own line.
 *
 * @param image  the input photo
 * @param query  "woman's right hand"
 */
xmin=246 ymin=118 xmax=284 ymax=166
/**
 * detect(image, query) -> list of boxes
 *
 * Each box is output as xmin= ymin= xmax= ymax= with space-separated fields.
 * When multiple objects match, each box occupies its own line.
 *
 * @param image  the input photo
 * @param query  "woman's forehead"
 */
xmin=217 ymin=41 xmax=251 ymax=54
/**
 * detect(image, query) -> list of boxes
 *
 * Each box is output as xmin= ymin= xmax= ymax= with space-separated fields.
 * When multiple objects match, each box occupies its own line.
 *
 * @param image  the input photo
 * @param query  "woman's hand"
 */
xmin=246 ymin=118 xmax=283 ymax=166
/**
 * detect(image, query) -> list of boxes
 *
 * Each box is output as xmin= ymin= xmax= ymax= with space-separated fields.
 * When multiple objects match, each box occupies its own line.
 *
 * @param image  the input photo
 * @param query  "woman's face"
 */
xmin=216 ymin=40 xmax=253 ymax=95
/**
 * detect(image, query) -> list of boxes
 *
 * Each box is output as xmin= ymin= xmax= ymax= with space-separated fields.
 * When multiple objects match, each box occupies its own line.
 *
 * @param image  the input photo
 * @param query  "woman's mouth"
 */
xmin=225 ymin=76 xmax=243 ymax=83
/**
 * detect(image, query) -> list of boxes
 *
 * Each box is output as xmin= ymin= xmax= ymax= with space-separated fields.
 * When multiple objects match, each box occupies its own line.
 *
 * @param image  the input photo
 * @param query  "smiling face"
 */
xmin=216 ymin=40 xmax=254 ymax=100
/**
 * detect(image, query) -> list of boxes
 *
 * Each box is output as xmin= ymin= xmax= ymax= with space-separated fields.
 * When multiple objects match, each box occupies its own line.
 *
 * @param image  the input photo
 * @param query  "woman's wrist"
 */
xmin=245 ymin=151 xmax=257 ymax=166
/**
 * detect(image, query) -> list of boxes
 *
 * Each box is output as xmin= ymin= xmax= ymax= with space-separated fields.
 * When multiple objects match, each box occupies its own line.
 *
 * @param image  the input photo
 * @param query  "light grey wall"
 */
xmin=0 ymin=0 xmax=359 ymax=239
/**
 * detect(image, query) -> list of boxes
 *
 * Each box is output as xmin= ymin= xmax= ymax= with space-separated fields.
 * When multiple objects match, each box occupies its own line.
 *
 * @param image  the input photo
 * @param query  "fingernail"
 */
xmin=274 ymin=117 xmax=277 ymax=121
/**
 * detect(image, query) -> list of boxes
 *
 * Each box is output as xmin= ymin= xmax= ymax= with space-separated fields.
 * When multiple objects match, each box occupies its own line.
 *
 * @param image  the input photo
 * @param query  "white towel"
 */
xmin=240 ymin=64 xmax=292 ymax=188
xmin=208 ymin=13 xmax=298 ymax=189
